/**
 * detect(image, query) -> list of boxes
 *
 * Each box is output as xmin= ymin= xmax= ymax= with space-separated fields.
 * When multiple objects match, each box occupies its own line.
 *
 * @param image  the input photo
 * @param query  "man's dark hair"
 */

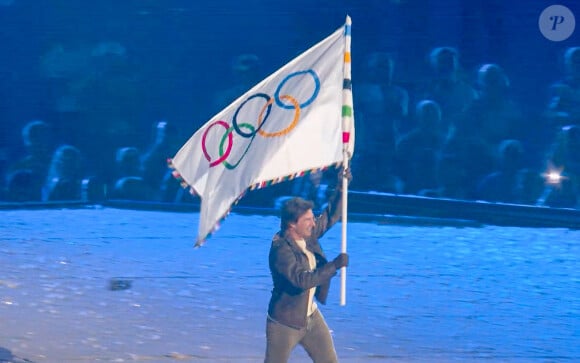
xmin=280 ymin=197 xmax=314 ymax=233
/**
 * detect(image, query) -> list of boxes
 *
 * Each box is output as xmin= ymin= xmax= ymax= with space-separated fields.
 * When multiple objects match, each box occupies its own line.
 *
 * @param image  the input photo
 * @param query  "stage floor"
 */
xmin=1 ymin=207 xmax=579 ymax=362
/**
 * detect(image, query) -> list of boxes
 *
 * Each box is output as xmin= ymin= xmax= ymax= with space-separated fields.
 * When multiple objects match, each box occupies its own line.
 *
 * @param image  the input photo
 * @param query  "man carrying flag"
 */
xmin=265 ymin=167 xmax=351 ymax=363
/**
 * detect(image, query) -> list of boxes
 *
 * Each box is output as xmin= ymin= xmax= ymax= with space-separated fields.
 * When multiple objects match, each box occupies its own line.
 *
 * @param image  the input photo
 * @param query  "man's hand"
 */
xmin=332 ymin=253 xmax=349 ymax=269
xmin=337 ymin=167 xmax=352 ymax=187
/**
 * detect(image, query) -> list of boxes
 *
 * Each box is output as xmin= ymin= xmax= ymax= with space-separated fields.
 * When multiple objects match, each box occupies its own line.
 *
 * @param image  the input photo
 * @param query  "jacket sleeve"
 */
xmin=313 ymin=184 xmax=344 ymax=239
xmin=271 ymin=241 xmax=337 ymax=291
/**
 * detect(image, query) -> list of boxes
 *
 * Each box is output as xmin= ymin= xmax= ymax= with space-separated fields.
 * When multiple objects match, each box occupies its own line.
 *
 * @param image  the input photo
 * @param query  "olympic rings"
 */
xmin=201 ymin=69 xmax=321 ymax=169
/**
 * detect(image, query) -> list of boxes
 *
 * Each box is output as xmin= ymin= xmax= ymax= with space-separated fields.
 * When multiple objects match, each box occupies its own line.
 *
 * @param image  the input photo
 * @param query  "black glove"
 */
xmin=332 ymin=253 xmax=349 ymax=269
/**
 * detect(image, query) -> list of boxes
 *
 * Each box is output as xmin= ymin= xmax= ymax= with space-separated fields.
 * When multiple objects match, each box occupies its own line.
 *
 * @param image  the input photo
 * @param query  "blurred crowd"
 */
xmin=351 ymin=45 xmax=580 ymax=209
xmin=1 ymin=45 xmax=580 ymax=210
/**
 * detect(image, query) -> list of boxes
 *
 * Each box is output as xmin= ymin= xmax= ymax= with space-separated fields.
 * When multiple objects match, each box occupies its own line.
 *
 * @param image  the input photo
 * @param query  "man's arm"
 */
xmin=313 ymin=167 xmax=352 ymax=238
xmin=271 ymin=241 xmax=348 ymax=291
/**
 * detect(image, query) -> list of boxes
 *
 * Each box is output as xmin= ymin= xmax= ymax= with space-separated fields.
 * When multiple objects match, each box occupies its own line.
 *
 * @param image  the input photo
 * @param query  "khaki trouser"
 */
xmin=264 ymin=309 xmax=338 ymax=363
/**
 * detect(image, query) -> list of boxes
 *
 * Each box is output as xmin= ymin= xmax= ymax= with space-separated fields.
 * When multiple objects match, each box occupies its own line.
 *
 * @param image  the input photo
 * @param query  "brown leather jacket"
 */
xmin=267 ymin=190 xmax=343 ymax=329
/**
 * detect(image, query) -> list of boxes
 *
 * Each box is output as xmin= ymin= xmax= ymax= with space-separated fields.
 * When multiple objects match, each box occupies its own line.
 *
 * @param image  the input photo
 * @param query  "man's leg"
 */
xmin=300 ymin=310 xmax=338 ymax=363
xmin=264 ymin=316 xmax=304 ymax=363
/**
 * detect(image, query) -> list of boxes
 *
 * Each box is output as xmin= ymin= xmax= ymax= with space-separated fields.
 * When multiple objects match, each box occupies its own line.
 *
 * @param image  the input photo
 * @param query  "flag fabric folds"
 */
xmin=169 ymin=17 xmax=355 ymax=246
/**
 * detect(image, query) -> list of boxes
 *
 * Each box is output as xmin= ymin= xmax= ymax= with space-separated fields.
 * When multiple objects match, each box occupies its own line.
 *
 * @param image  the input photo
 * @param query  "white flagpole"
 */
xmin=340 ymin=148 xmax=349 ymax=307
xmin=340 ymin=15 xmax=353 ymax=306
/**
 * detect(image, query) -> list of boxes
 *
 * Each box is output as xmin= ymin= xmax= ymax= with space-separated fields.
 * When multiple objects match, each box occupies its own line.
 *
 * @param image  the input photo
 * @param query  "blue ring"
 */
xmin=274 ymin=69 xmax=320 ymax=109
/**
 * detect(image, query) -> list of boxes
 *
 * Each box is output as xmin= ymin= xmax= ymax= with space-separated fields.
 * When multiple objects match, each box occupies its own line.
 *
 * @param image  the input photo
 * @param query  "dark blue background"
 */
xmin=1 ymin=0 xmax=578 ymax=186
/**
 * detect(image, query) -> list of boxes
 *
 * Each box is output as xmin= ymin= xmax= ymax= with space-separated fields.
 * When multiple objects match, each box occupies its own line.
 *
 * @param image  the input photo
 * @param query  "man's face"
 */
xmin=290 ymin=209 xmax=316 ymax=239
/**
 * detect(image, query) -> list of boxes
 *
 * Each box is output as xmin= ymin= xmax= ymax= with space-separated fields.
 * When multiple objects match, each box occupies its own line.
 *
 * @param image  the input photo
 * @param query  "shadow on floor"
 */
xmin=0 ymin=347 xmax=35 ymax=363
